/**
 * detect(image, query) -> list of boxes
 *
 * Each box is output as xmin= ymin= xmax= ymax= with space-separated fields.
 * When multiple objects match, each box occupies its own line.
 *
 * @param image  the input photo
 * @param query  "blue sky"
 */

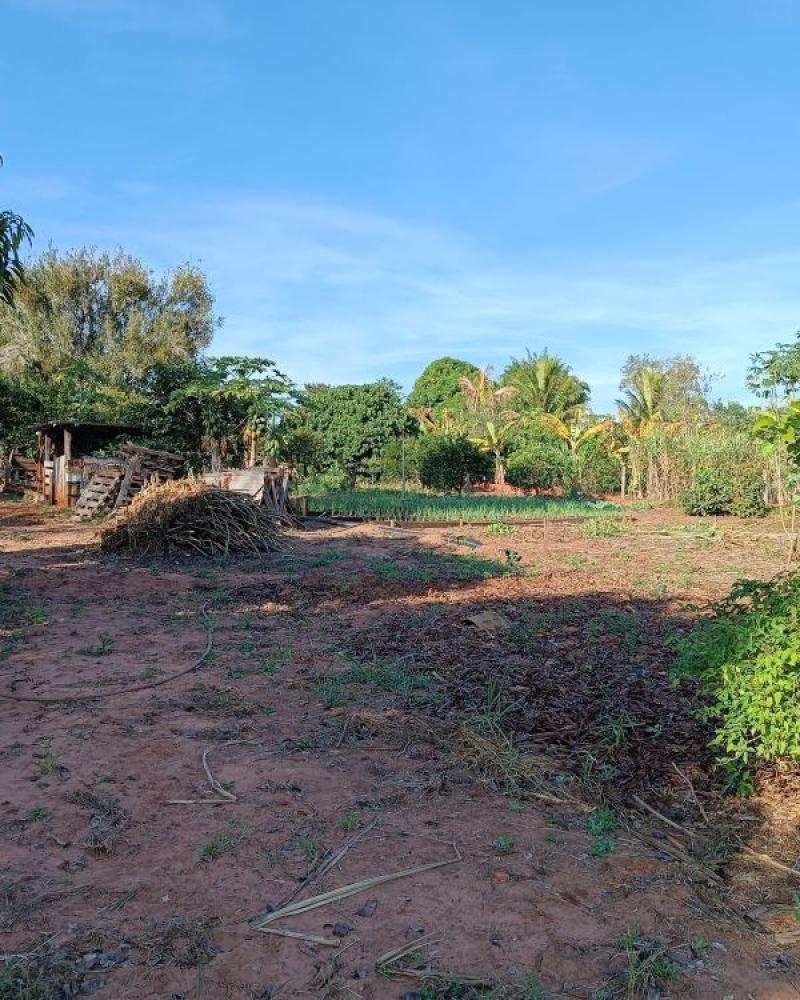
xmin=3 ymin=0 xmax=800 ymax=409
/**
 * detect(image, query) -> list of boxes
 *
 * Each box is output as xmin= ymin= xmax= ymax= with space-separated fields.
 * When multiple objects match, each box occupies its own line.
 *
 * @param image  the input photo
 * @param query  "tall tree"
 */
xmin=617 ymin=367 xmax=666 ymax=431
xmin=301 ymin=380 xmax=406 ymax=486
xmin=459 ymin=367 xmax=518 ymax=485
xmin=748 ymin=332 xmax=800 ymax=400
xmin=166 ymin=357 xmax=292 ymax=471
xmin=0 ymin=210 xmax=33 ymax=307
xmin=0 ymin=247 xmax=218 ymax=381
xmin=620 ymin=354 xmax=712 ymax=422
xmin=407 ymin=357 xmax=478 ymax=412
xmin=502 ymin=349 xmax=589 ymax=419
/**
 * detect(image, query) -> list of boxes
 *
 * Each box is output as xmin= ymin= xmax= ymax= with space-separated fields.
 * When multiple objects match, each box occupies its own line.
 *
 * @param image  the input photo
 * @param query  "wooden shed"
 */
xmin=34 ymin=422 xmax=140 ymax=508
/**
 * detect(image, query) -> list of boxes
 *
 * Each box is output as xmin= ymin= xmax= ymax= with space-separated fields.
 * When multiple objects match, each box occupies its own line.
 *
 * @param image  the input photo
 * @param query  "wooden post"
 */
xmin=63 ymin=427 xmax=72 ymax=462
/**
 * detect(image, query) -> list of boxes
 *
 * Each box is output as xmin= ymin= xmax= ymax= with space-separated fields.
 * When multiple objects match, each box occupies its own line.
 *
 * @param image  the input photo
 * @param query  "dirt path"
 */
xmin=1 ymin=499 xmax=799 ymax=998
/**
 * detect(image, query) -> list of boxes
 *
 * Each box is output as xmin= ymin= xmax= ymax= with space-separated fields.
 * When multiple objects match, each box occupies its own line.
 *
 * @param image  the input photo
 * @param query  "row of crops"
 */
xmin=306 ymin=488 xmax=619 ymax=522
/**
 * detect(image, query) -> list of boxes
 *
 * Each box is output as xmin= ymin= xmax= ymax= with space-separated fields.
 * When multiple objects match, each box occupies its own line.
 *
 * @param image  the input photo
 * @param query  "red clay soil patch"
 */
xmin=1 ymin=499 xmax=799 ymax=998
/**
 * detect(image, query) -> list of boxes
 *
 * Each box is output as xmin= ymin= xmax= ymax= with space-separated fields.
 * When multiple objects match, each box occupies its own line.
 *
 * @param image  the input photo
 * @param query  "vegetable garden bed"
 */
xmin=306 ymin=487 xmax=619 ymax=523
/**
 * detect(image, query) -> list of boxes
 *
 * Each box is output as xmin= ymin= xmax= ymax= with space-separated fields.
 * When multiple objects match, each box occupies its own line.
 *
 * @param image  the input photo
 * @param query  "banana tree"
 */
xmin=540 ymin=407 xmax=610 ymax=491
xmin=459 ymin=367 xmax=519 ymax=485
xmin=470 ymin=416 xmax=519 ymax=486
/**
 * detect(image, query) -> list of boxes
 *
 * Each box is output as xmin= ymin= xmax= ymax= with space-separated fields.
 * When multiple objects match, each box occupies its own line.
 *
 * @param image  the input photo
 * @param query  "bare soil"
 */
xmin=1 ymin=498 xmax=800 ymax=999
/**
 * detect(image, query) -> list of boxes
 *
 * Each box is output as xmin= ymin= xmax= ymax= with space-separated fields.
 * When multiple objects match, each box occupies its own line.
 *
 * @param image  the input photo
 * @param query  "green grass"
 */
xmin=307 ymin=487 xmax=618 ymax=523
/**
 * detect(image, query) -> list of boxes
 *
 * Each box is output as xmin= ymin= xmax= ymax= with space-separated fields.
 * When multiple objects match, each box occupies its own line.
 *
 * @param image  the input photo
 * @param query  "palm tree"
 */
xmin=502 ymin=349 xmax=589 ymax=419
xmin=459 ymin=367 xmax=519 ymax=485
xmin=617 ymin=368 xmax=665 ymax=432
xmin=416 ymin=406 xmax=464 ymax=436
xmin=540 ymin=406 xmax=610 ymax=491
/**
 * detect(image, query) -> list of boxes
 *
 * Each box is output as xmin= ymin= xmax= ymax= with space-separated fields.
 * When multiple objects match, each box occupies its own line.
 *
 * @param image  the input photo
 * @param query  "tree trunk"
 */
xmin=494 ymin=451 xmax=505 ymax=487
xmin=247 ymin=436 xmax=257 ymax=469
xmin=620 ymin=463 xmax=627 ymax=499
xmin=210 ymin=438 xmax=223 ymax=473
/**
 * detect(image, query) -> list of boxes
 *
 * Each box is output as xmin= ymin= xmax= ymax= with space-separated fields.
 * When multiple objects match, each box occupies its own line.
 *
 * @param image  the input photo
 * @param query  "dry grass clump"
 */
xmin=99 ymin=478 xmax=283 ymax=556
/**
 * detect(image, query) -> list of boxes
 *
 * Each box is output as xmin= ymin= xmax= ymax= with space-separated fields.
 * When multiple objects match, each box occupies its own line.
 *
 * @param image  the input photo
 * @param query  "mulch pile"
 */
xmin=99 ymin=478 xmax=283 ymax=557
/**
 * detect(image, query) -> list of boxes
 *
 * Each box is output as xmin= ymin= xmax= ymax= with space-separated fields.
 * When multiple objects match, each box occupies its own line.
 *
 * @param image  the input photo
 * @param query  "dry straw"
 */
xmin=99 ymin=478 xmax=284 ymax=556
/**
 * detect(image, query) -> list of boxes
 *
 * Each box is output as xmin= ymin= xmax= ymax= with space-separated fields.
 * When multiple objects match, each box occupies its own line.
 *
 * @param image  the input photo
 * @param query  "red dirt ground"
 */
xmin=1 ymin=498 xmax=799 ymax=999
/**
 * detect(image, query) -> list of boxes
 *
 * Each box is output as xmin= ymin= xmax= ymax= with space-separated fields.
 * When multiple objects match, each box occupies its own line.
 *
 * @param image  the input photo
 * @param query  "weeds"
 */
xmin=608 ymin=930 xmax=681 ymax=998
xmin=490 ymin=835 xmax=515 ymax=854
xmin=198 ymin=820 xmax=247 ymax=861
xmin=581 ymin=515 xmax=628 ymax=538
xmin=486 ymin=522 xmax=515 ymax=535
xmin=77 ymin=633 xmax=114 ymax=657
xmin=336 ymin=811 xmax=360 ymax=832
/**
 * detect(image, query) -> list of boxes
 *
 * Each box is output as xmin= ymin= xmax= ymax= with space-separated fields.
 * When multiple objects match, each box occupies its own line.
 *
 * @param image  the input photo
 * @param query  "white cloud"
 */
xmin=33 ymin=194 xmax=800 ymax=408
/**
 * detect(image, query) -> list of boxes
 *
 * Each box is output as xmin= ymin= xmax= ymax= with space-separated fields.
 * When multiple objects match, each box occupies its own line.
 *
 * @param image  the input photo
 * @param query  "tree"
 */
xmin=166 ymin=357 xmax=292 ymax=471
xmin=540 ymin=406 xmax=610 ymax=492
xmin=617 ymin=367 xmax=667 ymax=430
xmin=0 ymin=247 xmax=218 ymax=381
xmin=748 ymin=333 xmax=800 ymax=400
xmin=407 ymin=357 xmax=478 ymax=412
xmin=620 ymin=354 xmax=712 ymax=423
xmin=417 ymin=434 xmax=488 ymax=493
xmin=502 ymin=349 xmax=589 ymax=419
xmin=0 ymin=210 xmax=33 ymax=307
xmin=301 ymin=380 xmax=406 ymax=486
xmin=459 ymin=367 xmax=518 ymax=485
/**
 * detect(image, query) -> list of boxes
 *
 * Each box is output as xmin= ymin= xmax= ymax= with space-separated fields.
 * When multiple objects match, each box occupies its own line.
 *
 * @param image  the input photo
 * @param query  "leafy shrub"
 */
xmin=506 ymin=442 xmax=573 ymax=492
xmin=681 ymin=468 xmax=766 ymax=517
xmin=579 ymin=438 xmax=620 ymax=495
xmin=417 ymin=434 xmax=490 ymax=493
xmin=673 ymin=574 xmax=800 ymax=765
xmin=680 ymin=468 xmax=733 ymax=515
xmin=301 ymin=467 xmax=351 ymax=495
xmin=730 ymin=477 xmax=767 ymax=518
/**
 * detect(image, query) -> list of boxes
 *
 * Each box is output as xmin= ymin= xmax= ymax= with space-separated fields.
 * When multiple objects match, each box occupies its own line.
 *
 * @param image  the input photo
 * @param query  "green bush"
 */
xmin=506 ymin=443 xmax=573 ymax=492
xmin=681 ymin=468 xmax=766 ymax=517
xmin=579 ymin=438 xmax=620 ymax=495
xmin=417 ymin=434 xmax=490 ymax=493
xmin=730 ymin=478 xmax=767 ymax=518
xmin=680 ymin=468 xmax=733 ymax=515
xmin=673 ymin=574 xmax=800 ymax=766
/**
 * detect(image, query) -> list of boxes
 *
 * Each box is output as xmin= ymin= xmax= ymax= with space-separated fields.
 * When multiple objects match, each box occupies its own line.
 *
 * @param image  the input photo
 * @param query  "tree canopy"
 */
xmin=406 ymin=357 xmax=478 ymax=412
xmin=501 ymin=349 xmax=589 ymax=418
xmin=620 ymin=354 xmax=712 ymax=423
xmin=0 ymin=210 xmax=33 ymax=307
xmin=299 ymin=380 xmax=406 ymax=485
xmin=0 ymin=247 xmax=218 ymax=381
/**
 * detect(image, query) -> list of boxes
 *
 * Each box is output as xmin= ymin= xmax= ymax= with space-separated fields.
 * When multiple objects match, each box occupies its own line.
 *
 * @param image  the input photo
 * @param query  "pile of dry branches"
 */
xmin=99 ymin=478 xmax=283 ymax=556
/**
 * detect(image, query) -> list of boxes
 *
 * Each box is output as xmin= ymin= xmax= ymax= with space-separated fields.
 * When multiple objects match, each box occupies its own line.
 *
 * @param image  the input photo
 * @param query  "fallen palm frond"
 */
xmin=452 ymin=722 xmax=574 ymax=804
xmin=254 ymin=842 xmax=461 ymax=930
xmin=376 ymin=935 xmax=493 ymax=987
xmin=99 ymin=478 xmax=284 ymax=556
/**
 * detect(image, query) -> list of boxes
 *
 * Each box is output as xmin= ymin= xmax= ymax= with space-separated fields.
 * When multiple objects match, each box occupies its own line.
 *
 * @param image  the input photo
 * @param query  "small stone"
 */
xmin=356 ymin=898 xmax=378 ymax=917
xmin=333 ymin=921 xmax=352 ymax=938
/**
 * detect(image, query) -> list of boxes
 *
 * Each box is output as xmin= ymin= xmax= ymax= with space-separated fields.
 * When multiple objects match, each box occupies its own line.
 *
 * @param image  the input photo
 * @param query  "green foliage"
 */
xmin=577 ymin=437 xmax=619 ymax=495
xmin=407 ymin=356 xmax=478 ymax=412
xmin=620 ymin=353 xmax=713 ymax=423
xmin=308 ymin=487 xmax=618 ymax=522
xmin=0 ymin=209 xmax=33 ymax=306
xmin=673 ymin=574 xmax=800 ymax=765
xmin=501 ymin=349 xmax=589 ymax=418
xmin=0 ymin=247 xmax=217 ymax=380
xmin=749 ymin=333 xmax=800 ymax=398
xmin=680 ymin=468 xmax=733 ymax=516
xmin=166 ymin=355 xmax=291 ymax=469
xmin=506 ymin=441 xmax=572 ymax=492
xmin=417 ymin=434 xmax=490 ymax=492
xmin=680 ymin=467 xmax=766 ymax=518
xmin=300 ymin=380 xmax=406 ymax=484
